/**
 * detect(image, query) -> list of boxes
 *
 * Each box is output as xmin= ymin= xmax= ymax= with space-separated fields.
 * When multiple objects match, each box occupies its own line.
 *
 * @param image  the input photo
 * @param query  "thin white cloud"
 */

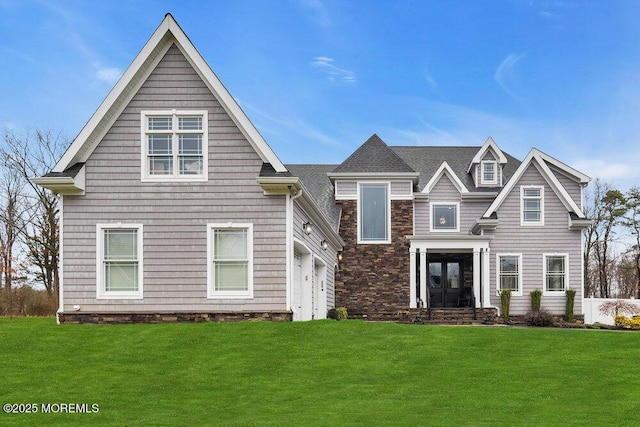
xmin=311 ymin=56 xmax=357 ymax=84
xmin=241 ymin=101 xmax=341 ymax=148
xmin=494 ymin=53 xmax=525 ymax=100
xmin=94 ymin=65 xmax=122 ymax=84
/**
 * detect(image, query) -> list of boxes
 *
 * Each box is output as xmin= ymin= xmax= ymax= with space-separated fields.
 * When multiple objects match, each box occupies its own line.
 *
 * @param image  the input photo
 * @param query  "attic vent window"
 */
xmin=141 ymin=110 xmax=208 ymax=182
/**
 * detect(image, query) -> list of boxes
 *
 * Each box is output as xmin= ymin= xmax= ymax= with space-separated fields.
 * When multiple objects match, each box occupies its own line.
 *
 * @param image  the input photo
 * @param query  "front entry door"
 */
xmin=428 ymin=261 xmax=462 ymax=308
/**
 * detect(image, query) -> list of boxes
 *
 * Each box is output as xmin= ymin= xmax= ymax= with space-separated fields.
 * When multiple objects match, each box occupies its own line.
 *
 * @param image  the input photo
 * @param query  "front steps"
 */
xmin=356 ymin=308 xmax=498 ymax=325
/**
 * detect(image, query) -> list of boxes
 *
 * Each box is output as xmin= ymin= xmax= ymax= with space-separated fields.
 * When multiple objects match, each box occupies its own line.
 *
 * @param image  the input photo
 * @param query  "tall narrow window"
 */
xmin=359 ymin=183 xmax=389 ymax=243
xmin=544 ymin=254 xmax=567 ymax=294
xmin=208 ymin=224 xmax=253 ymax=298
xmin=142 ymin=110 xmax=208 ymax=181
xmin=97 ymin=224 xmax=143 ymax=299
xmin=497 ymin=254 xmax=522 ymax=296
xmin=521 ymin=186 xmax=544 ymax=225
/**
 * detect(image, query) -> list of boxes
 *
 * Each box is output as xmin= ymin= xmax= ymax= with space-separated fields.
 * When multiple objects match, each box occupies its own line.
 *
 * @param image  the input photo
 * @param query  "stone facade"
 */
xmin=59 ymin=311 xmax=292 ymax=324
xmin=335 ymin=199 xmax=413 ymax=316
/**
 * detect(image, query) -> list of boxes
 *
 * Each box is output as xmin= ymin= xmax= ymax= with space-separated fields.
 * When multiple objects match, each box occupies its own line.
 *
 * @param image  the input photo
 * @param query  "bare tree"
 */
xmin=1 ymin=128 xmax=67 ymax=296
xmin=0 ymin=156 xmax=25 ymax=290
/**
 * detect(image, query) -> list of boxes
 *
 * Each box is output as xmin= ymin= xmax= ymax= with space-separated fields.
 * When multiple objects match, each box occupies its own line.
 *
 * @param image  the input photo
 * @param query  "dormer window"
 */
xmin=481 ymin=160 xmax=497 ymax=185
xmin=141 ymin=110 xmax=208 ymax=182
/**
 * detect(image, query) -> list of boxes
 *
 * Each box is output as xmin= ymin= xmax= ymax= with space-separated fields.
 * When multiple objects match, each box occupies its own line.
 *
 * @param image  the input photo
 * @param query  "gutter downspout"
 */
xmin=57 ymin=194 xmax=64 ymax=325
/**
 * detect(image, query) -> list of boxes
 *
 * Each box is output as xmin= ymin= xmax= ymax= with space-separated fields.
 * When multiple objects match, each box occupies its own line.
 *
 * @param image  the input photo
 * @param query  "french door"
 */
xmin=428 ymin=261 xmax=462 ymax=308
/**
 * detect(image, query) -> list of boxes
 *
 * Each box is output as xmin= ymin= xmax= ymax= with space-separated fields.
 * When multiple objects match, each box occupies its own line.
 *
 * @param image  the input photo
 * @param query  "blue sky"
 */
xmin=1 ymin=0 xmax=639 ymax=190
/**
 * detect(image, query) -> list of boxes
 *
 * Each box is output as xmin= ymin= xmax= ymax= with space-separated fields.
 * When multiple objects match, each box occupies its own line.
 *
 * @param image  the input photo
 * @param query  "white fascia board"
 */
xmin=533 ymin=153 xmax=585 ymax=217
xmin=536 ymin=149 xmax=591 ymax=184
xmin=483 ymin=150 xmax=585 ymax=219
xmin=327 ymin=172 xmax=420 ymax=181
xmin=467 ymin=137 xmax=508 ymax=173
xmin=53 ymin=14 xmax=287 ymax=174
xmin=423 ymin=161 xmax=469 ymax=194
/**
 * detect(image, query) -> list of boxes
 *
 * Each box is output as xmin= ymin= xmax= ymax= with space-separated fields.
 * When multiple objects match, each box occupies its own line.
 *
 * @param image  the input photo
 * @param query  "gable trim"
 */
xmin=483 ymin=149 xmax=585 ymax=219
xmin=467 ymin=137 xmax=508 ymax=173
xmin=422 ymin=161 xmax=469 ymax=194
xmin=53 ymin=14 xmax=286 ymax=174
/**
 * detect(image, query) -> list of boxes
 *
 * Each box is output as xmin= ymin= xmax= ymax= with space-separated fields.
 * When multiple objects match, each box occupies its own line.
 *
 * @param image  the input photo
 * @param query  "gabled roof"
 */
xmin=52 ymin=13 xmax=286 ymax=174
xmin=331 ymin=134 xmax=417 ymax=175
xmin=483 ymin=148 xmax=589 ymax=219
xmin=391 ymin=146 xmax=521 ymax=192
xmin=467 ymin=136 xmax=508 ymax=172
xmin=422 ymin=161 xmax=469 ymax=194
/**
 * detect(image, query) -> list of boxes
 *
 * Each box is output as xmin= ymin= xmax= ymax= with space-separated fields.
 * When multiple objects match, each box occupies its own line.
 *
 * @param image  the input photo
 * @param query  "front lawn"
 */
xmin=1 ymin=318 xmax=638 ymax=426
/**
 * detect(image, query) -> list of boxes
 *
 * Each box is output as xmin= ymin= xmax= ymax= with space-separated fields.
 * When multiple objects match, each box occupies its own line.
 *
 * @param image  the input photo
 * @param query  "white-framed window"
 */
xmin=521 ymin=185 xmax=544 ymax=226
xmin=96 ymin=224 xmax=143 ymax=299
xmin=358 ymin=183 xmax=390 ymax=244
xmin=544 ymin=254 xmax=568 ymax=295
xmin=430 ymin=202 xmax=460 ymax=232
xmin=141 ymin=110 xmax=208 ymax=181
xmin=207 ymin=223 xmax=253 ymax=299
xmin=496 ymin=254 xmax=522 ymax=296
xmin=481 ymin=160 xmax=497 ymax=185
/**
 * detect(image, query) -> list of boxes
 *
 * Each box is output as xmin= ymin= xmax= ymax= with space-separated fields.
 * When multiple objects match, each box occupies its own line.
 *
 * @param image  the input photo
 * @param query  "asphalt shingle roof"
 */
xmin=332 ymin=134 xmax=416 ymax=174
xmin=285 ymin=164 xmax=341 ymax=231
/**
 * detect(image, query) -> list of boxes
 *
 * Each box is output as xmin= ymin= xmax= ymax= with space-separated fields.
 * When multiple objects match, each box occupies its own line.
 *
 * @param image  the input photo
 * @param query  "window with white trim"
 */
xmin=96 ymin=224 xmax=143 ymax=299
xmin=497 ymin=254 xmax=522 ymax=296
xmin=431 ymin=203 xmax=459 ymax=232
xmin=481 ymin=161 xmax=497 ymax=185
xmin=141 ymin=110 xmax=208 ymax=181
xmin=521 ymin=186 xmax=544 ymax=225
xmin=544 ymin=254 xmax=567 ymax=294
xmin=358 ymin=183 xmax=390 ymax=243
xmin=207 ymin=224 xmax=253 ymax=298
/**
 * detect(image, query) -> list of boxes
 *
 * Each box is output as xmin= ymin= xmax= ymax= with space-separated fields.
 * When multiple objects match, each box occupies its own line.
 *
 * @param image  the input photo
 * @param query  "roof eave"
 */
xmin=31 ymin=177 xmax=85 ymax=196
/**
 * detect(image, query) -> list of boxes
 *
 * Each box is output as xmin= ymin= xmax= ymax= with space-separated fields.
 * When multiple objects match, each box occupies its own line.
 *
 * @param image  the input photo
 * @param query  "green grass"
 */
xmin=1 ymin=318 xmax=639 ymax=426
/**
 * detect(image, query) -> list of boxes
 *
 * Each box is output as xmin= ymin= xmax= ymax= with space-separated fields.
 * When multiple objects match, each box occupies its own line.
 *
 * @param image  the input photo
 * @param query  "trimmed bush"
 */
xmin=530 ymin=289 xmax=542 ymax=311
xmin=565 ymin=289 xmax=576 ymax=322
xmin=524 ymin=309 xmax=555 ymax=327
xmin=336 ymin=307 xmax=348 ymax=320
xmin=614 ymin=315 xmax=632 ymax=329
xmin=499 ymin=289 xmax=511 ymax=323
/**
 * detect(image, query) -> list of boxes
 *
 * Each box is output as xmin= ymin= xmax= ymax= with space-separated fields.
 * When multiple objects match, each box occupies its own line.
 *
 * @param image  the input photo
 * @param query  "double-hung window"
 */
xmin=96 ymin=224 xmax=143 ymax=299
xmin=358 ymin=183 xmax=390 ymax=243
xmin=544 ymin=254 xmax=567 ymax=294
xmin=521 ymin=186 xmax=544 ymax=226
xmin=431 ymin=203 xmax=459 ymax=232
xmin=207 ymin=224 xmax=253 ymax=298
xmin=481 ymin=161 xmax=497 ymax=185
xmin=141 ymin=110 xmax=208 ymax=181
xmin=497 ymin=254 xmax=522 ymax=296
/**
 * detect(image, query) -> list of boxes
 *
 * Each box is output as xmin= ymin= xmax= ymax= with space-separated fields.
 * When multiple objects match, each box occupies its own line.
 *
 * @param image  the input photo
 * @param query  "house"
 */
xmin=34 ymin=14 xmax=591 ymax=324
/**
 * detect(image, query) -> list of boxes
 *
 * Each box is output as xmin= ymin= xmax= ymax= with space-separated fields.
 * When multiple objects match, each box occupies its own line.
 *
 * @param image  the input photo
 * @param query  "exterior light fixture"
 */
xmin=302 ymin=221 xmax=312 ymax=235
xmin=320 ymin=240 xmax=328 ymax=251
xmin=337 ymin=252 xmax=343 ymax=261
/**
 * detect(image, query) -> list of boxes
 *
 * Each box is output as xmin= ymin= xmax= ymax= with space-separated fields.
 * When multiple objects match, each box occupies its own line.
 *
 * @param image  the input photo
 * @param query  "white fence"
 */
xmin=583 ymin=297 xmax=640 ymax=325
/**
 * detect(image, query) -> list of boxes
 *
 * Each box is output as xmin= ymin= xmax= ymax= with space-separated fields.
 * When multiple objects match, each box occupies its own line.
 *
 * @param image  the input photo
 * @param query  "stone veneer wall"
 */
xmin=59 ymin=311 xmax=292 ymax=324
xmin=335 ymin=199 xmax=413 ymax=316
